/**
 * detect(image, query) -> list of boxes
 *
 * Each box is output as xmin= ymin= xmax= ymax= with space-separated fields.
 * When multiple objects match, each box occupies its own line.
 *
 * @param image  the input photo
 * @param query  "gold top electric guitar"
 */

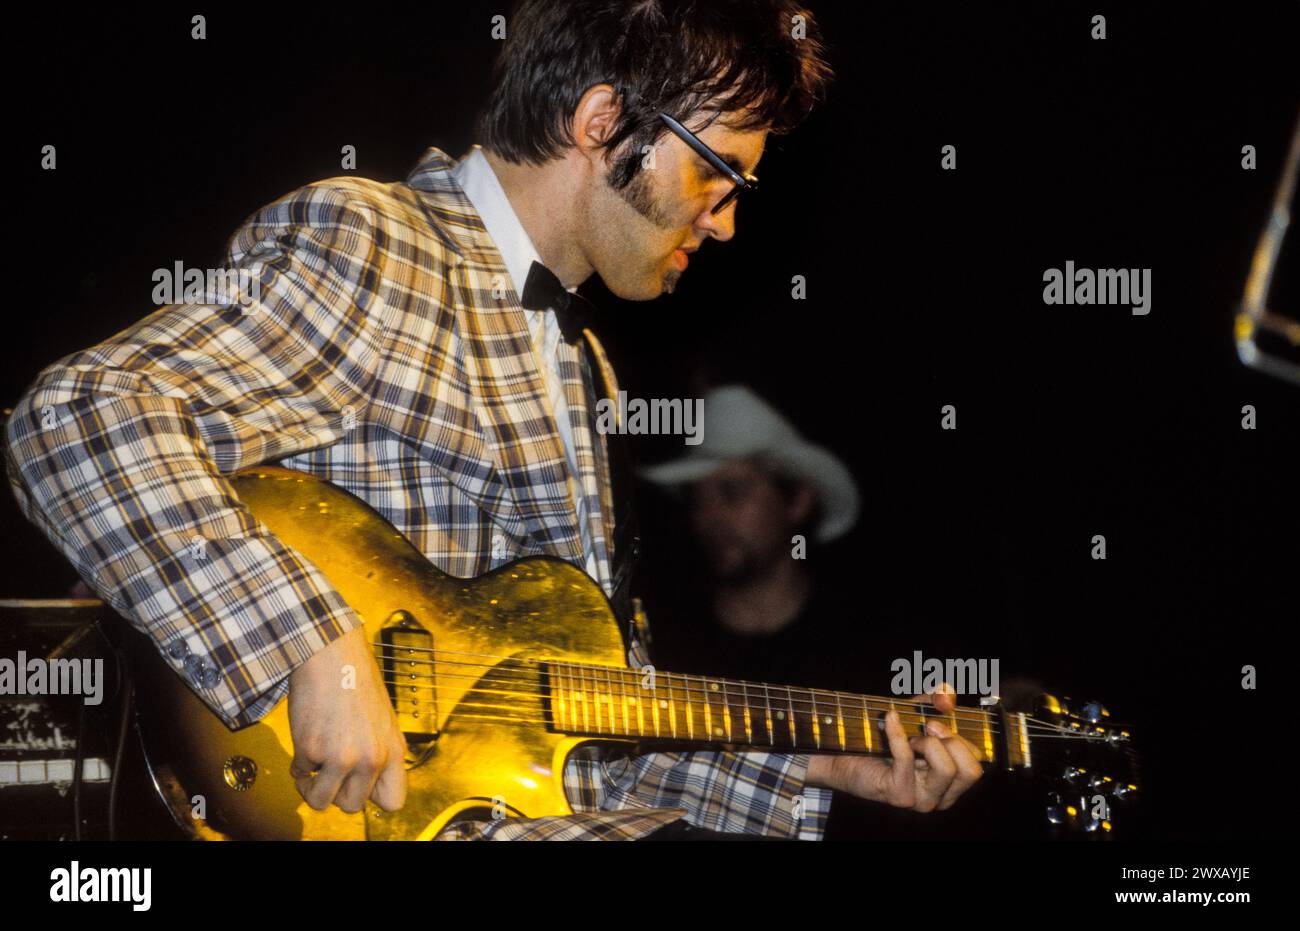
xmin=119 ymin=466 xmax=1141 ymax=840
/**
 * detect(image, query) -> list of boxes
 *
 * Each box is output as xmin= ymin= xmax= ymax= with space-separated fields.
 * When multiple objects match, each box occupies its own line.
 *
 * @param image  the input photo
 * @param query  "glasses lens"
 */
xmin=711 ymin=185 xmax=742 ymax=215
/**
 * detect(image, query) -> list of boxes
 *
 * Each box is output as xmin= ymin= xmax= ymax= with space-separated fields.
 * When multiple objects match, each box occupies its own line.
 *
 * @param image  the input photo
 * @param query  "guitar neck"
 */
xmin=546 ymin=662 xmax=1032 ymax=768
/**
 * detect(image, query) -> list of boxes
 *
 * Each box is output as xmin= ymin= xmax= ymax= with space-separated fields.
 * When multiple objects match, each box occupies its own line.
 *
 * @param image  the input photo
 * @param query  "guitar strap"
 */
xmin=577 ymin=329 xmax=643 ymax=642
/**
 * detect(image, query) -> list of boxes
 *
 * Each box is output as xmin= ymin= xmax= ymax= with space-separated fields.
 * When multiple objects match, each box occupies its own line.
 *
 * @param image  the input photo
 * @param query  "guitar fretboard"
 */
xmin=546 ymin=662 xmax=1031 ymax=767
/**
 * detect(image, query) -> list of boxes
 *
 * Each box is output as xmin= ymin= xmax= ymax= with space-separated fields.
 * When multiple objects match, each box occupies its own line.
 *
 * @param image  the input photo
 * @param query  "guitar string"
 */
xmin=377 ymin=673 xmax=1114 ymax=742
xmin=391 ymin=696 xmax=1010 ymax=739
xmin=386 ymin=701 xmax=1121 ymax=761
xmin=405 ymin=711 xmax=1005 ymax=761
xmin=373 ymin=649 xmax=1114 ymax=738
xmin=386 ymin=704 xmax=1107 ymax=747
xmin=409 ymin=710 xmax=1012 ymax=766
xmin=373 ymin=640 xmax=1113 ymax=731
xmin=378 ymin=664 xmax=1112 ymax=738
xmin=379 ymin=666 xmax=1021 ymax=732
xmin=371 ymin=643 xmax=1034 ymax=724
xmin=405 ymin=713 xmax=1135 ymax=784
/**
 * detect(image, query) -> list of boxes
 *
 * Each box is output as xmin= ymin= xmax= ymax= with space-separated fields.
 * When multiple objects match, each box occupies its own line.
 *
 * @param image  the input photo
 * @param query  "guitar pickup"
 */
xmin=379 ymin=611 xmax=439 ymax=744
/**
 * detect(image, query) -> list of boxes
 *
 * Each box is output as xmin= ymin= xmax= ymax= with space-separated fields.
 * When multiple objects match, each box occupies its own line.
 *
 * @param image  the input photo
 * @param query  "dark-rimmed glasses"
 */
xmin=658 ymin=112 xmax=759 ymax=215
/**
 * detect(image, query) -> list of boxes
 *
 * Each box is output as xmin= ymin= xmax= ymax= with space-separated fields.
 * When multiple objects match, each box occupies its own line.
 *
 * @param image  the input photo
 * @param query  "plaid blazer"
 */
xmin=4 ymin=146 xmax=831 ymax=840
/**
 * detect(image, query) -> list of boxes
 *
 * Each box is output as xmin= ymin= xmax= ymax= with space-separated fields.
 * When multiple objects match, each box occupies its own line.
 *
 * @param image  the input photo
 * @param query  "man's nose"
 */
xmin=691 ymin=494 xmax=728 ymax=527
xmin=696 ymin=200 xmax=736 ymax=242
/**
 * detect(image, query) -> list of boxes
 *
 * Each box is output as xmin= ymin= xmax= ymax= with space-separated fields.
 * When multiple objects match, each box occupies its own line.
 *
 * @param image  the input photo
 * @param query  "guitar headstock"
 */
xmin=1028 ymin=693 xmax=1141 ymax=838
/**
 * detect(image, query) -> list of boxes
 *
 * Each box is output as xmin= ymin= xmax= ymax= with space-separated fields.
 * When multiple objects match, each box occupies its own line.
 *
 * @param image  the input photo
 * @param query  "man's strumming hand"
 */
xmin=286 ymin=625 xmax=408 ymax=814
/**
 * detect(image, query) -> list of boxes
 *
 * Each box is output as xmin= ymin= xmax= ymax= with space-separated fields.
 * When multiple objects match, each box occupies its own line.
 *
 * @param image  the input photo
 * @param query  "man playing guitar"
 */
xmin=5 ymin=0 xmax=982 ymax=839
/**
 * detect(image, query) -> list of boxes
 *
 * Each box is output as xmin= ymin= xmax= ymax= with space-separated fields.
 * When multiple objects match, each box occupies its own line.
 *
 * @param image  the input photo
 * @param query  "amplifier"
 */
xmin=0 ymin=599 xmax=118 ymax=839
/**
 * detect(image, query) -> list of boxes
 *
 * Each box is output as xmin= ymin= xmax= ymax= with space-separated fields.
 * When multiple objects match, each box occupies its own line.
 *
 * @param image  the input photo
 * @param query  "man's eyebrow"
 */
xmin=711 ymin=151 xmax=752 ymax=177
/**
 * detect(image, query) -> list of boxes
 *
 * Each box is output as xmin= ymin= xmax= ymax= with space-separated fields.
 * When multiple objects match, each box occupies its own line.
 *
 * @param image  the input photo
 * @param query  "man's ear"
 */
xmin=787 ymin=482 xmax=816 ymax=527
xmin=571 ymin=83 xmax=622 ymax=165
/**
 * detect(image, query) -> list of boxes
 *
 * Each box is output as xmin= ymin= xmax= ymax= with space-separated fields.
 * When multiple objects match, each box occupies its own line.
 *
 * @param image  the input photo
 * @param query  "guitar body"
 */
xmin=130 ymin=466 xmax=633 ymax=840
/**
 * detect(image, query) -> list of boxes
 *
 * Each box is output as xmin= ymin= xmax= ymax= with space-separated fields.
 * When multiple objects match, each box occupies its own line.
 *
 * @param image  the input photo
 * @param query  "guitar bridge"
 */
xmin=379 ymin=611 xmax=439 ymax=744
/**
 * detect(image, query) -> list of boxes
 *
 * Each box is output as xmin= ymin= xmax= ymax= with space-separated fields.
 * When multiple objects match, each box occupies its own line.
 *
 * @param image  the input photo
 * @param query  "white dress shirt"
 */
xmin=451 ymin=145 xmax=601 ymax=582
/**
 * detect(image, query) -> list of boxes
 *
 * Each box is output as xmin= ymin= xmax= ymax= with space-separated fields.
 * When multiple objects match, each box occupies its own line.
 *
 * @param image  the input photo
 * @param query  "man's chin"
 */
xmin=601 ymin=276 xmax=659 ymax=301
xmin=602 ymin=264 xmax=681 ymax=300
xmin=705 ymin=552 xmax=758 ymax=583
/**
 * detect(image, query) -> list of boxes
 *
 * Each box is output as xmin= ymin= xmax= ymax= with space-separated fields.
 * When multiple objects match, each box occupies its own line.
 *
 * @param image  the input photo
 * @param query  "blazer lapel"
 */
xmin=407 ymin=148 xmax=584 ymax=563
xmin=555 ymin=340 xmax=615 ymax=593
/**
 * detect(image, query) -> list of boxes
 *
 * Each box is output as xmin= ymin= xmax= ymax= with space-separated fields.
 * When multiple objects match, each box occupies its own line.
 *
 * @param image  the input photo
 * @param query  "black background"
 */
xmin=3 ymin=2 xmax=1297 ymax=843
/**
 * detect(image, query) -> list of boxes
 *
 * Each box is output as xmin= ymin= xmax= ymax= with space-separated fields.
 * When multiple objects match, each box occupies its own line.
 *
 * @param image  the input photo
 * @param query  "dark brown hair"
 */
xmin=475 ymin=0 xmax=834 ymax=189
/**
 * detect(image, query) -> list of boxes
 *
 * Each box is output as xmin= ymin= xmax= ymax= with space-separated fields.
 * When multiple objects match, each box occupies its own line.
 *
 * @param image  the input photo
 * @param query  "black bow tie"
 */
xmin=519 ymin=260 xmax=598 ymax=346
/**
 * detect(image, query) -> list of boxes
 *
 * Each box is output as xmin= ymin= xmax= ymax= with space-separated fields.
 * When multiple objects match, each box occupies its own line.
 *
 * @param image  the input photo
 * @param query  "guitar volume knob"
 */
xmin=222 ymin=755 xmax=258 ymax=792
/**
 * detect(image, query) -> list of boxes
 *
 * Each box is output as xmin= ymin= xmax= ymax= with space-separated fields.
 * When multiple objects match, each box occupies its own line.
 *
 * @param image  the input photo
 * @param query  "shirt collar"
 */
xmin=451 ymin=145 xmax=574 ymax=303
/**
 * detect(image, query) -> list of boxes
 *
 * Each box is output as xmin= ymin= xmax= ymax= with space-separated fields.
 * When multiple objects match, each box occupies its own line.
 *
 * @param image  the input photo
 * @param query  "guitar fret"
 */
xmin=705 ymin=676 xmax=720 ymax=740
xmin=605 ymin=669 xmax=616 ymax=733
xmin=622 ymin=669 xmax=633 ymax=736
xmin=667 ymin=673 xmax=678 ymax=739
xmin=570 ymin=665 xmax=578 ymax=729
xmin=603 ymin=668 xmax=614 ymax=733
xmin=563 ymin=663 xmax=572 ymax=731
xmin=740 ymin=681 xmax=752 ymax=744
xmin=785 ymin=687 xmax=797 ymax=747
xmin=613 ymin=667 xmax=624 ymax=736
xmin=649 ymin=668 xmax=662 ymax=737
xmin=604 ymin=666 xmax=623 ymax=736
xmin=862 ymin=694 xmax=872 ymax=752
xmin=564 ymin=664 xmax=573 ymax=731
xmin=595 ymin=668 xmax=605 ymax=732
xmin=551 ymin=664 xmax=563 ymax=729
xmin=809 ymin=689 xmax=821 ymax=750
xmin=565 ymin=664 xmax=574 ymax=731
xmin=582 ymin=670 xmax=592 ymax=733
xmin=561 ymin=664 xmax=571 ymax=731
xmin=684 ymin=675 xmax=695 ymax=740
xmin=633 ymin=668 xmax=645 ymax=738
xmin=701 ymin=675 xmax=713 ymax=740
xmin=569 ymin=664 xmax=578 ymax=732
xmin=763 ymin=683 xmax=774 ymax=746
xmin=580 ymin=664 xmax=592 ymax=732
xmin=559 ymin=665 xmax=569 ymax=733
xmin=595 ymin=666 xmax=606 ymax=734
xmin=834 ymin=691 xmax=846 ymax=750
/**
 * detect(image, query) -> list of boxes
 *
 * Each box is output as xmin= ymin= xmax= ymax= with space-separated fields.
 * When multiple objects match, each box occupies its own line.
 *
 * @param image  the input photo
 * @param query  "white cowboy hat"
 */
xmin=638 ymin=385 xmax=860 ymax=543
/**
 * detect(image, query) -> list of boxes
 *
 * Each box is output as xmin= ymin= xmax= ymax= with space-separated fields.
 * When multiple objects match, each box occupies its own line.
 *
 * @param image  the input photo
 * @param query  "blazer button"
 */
xmin=184 ymin=656 xmax=220 ymax=689
xmin=183 ymin=654 xmax=203 ymax=682
xmin=167 ymin=639 xmax=190 ymax=661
